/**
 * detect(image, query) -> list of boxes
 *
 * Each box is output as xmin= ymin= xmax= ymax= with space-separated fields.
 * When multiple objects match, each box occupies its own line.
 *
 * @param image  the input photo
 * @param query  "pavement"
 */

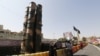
xmin=74 ymin=44 xmax=100 ymax=56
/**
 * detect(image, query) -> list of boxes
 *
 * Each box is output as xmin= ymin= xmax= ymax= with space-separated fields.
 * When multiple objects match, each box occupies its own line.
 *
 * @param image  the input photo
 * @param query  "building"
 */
xmin=0 ymin=25 xmax=23 ymax=40
xmin=0 ymin=25 xmax=24 ymax=55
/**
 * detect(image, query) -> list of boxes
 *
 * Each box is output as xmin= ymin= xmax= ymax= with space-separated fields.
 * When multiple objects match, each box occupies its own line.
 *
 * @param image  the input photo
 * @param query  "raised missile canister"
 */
xmin=35 ymin=4 xmax=42 ymax=52
xmin=21 ymin=6 xmax=30 ymax=53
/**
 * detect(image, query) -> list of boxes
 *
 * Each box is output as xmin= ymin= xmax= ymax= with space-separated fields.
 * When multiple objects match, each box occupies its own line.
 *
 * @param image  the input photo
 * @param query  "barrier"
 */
xmin=35 ymin=53 xmax=42 ymax=56
xmin=62 ymin=48 xmax=67 ymax=56
xmin=72 ymin=46 xmax=77 ymax=53
xmin=16 ymin=54 xmax=25 ymax=56
xmin=12 ymin=43 xmax=88 ymax=56
xmin=78 ymin=45 xmax=81 ymax=49
xmin=42 ymin=52 xmax=47 ymax=56
xmin=30 ymin=53 xmax=36 ymax=56
xmin=45 ymin=51 xmax=49 ymax=56
xmin=76 ymin=45 xmax=80 ymax=50
xmin=56 ymin=49 xmax=63 ymax=56
xmin=72 ymin=46 xmax=76 ymax=53
xmin=25 ymin=54 xmax=31 ymax=56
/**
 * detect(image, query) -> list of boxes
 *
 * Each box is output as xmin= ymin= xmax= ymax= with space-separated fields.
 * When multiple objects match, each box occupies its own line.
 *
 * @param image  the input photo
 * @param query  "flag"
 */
xmin=73 ymin=26 xmax=80 ymax=34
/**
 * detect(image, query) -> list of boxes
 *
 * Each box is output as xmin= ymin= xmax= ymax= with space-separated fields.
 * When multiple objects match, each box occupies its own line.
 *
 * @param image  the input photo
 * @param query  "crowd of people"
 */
xmin=49 ymin=40 xmax=74 ymax=56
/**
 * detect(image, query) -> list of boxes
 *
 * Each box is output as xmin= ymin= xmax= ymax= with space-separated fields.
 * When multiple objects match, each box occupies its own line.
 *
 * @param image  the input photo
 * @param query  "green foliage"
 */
xmin=82 ymin=37 xmax=87 ymax=42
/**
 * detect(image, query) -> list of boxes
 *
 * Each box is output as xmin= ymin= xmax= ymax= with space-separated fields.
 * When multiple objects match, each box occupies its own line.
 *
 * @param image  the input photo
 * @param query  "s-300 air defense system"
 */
xmin=22 ymin=2 xmax=42 ymax=53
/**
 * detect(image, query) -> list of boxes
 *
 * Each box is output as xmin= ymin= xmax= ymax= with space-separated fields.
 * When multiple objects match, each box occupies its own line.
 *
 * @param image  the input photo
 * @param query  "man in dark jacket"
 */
xmin=49 ymin=41 xmax=57 ymax=56
xmin=66 ymin=40 xmax=73 ymax=56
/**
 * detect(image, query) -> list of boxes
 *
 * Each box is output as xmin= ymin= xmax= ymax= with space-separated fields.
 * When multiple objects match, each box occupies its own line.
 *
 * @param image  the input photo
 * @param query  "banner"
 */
xmin=63 ymin=32 xmax=73 ymax=40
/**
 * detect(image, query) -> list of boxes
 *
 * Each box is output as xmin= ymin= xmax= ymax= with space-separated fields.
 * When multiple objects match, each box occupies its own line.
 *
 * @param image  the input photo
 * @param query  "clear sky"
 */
xmin=0 ymin=0 xmax=100 ymax=39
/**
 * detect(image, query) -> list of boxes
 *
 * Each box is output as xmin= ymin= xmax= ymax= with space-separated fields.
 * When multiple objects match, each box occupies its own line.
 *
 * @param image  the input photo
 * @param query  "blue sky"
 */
xmin=0 ymin=0 xmax=100 ymax=39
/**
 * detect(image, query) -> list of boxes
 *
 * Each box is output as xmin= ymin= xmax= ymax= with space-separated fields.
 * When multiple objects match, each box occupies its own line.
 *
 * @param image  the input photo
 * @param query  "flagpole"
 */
xmin=73 ymin=30 xmax=75 ymax=37
xmin=77 ymin=32 xmax=80 ymax=41
xmin=73 ymin=26 xmax=81 ymax=44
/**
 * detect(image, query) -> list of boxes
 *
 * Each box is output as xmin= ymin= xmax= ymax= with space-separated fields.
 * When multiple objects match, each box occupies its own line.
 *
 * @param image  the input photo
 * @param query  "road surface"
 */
xmin=74 ymin=44 xmax=100 ymax=56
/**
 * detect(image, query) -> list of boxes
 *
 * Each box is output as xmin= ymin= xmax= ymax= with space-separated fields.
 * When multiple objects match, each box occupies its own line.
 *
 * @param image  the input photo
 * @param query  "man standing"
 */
xmin=66 ymin=40 xmax=73 ymax=56
xmin=49 ymin=41 xmax=57 ymax=56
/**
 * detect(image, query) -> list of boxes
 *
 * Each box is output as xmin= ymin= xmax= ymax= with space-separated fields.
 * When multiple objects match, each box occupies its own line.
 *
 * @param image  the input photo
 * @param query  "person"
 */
xmin=80 ymin=41 xmax=83 ymax=49
xmin=65 ymin=40 xmax=73 ymax=56
xmin=49 ymin=41 xmax=57 ymax=56
xmin=20 ymin=40 xmax=25 ymax=54
xmin=55 ymin=41 xmax=62 ymax=49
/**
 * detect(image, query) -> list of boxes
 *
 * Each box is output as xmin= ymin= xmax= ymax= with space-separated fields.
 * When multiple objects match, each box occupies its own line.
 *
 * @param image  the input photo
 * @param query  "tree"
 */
xmin=72 ymin=37 xmax=78 ymax=45
xmin=82 ymin=37 xmax=87 ymax=43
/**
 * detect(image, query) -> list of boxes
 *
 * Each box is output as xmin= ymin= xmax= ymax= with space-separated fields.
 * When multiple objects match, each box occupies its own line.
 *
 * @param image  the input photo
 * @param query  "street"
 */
xmin=74 ymin=44 xmax=100 ymax=56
